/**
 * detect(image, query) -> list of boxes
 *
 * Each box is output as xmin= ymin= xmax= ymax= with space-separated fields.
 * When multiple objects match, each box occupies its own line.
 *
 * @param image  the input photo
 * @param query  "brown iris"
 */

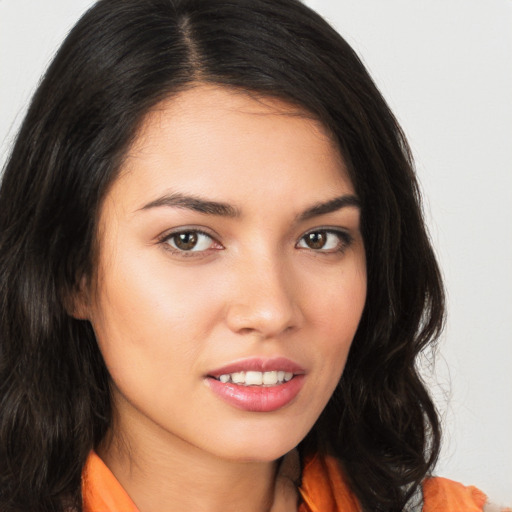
xmin=304 ymin=231 xmax=327 ymax=249
xmin=174 ymin=232 xmax=198 ymax=250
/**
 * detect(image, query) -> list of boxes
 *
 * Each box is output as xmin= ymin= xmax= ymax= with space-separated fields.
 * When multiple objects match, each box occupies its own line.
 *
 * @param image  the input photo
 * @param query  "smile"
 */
xmin=216 ymin=370 xmax=294 ymax=386
xmin=206 ymin=357 xmax=306 ymax=412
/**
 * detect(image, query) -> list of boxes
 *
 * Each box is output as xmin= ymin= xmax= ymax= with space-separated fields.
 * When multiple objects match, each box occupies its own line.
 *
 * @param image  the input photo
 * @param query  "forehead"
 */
xmin=111 ymin=84 xmax=352 ymax=211
xmin=133 ymin=84 xmax=333 ymax=148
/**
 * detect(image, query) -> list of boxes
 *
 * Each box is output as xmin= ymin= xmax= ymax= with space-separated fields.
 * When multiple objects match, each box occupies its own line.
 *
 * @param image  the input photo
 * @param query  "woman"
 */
xmin=0 ymin=0 xmax=504 ymax=511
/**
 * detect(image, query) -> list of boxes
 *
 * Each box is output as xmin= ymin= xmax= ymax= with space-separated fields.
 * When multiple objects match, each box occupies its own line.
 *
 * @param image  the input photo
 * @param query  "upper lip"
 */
xmin=207 ymin=357 xmax=306 ymax=378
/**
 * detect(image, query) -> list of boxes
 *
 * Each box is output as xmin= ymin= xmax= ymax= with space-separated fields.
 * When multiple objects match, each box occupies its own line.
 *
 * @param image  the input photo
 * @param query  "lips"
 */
xmin=207 ymin=357 xmax=305 ymax=378
xmin=205 ymin=357 xmax=306 ymax=412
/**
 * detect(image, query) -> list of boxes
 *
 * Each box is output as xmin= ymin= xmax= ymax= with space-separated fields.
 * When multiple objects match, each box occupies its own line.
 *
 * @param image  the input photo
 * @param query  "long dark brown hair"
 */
xmin=0 ymin=0 xmax=444 ymax=510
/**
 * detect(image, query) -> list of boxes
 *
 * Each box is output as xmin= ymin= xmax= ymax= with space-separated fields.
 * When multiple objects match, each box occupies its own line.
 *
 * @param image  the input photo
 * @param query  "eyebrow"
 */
xmin=140 ymin=192 xmax=360 ymax=219
xmin=140 ymin=192 xmax=241 ymax=217
xmin=297 ymin=194 xmax=361 ymax=221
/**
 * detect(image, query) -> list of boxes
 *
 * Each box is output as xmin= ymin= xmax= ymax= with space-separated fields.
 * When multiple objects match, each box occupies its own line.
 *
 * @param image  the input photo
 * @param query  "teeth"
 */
xmin=262 ymin=371 xmax=277 ymax=385
xmin=245 ymin=371 xmax=263 ymax=385
xmin=216 ymin=370 xmax=295 ymax=386
xmin=231 ymin=372 xmax=245 ymax=384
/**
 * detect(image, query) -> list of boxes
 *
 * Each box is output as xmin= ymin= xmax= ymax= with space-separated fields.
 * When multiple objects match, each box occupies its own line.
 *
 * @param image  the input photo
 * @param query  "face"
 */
xmin=82 ymin=85 xmax=366 ymax=463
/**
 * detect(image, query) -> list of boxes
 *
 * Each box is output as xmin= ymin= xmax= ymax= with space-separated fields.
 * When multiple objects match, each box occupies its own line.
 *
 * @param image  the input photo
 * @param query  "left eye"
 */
xmin=165 ymin=231 xmax=215 ymax=252
xmin=297 ymin=230 xmax=349 ymax=252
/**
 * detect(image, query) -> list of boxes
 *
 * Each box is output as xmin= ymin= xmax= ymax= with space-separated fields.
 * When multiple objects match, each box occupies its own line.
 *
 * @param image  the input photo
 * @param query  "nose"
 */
xmin=225 ymin=253 xmax=303 ymax=339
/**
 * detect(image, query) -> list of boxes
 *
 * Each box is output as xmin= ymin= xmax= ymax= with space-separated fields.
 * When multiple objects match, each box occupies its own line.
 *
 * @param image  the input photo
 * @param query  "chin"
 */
xmin=210 ymin=426 xmax=307 ymax=463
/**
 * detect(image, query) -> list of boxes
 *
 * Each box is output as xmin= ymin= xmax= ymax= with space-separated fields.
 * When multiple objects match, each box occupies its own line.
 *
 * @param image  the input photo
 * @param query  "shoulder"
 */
xmin=423 ymin=477 xmax=511 ymax=512
xmin=300 ymin=453 xmax=509 ymax=512
xmin=423 ymin=476 xmax=487 ymax=511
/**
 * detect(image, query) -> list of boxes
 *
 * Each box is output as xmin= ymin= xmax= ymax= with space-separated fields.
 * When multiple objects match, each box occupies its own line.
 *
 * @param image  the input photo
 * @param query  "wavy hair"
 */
xmin=0 ymin=0 xmax=444 ymax=510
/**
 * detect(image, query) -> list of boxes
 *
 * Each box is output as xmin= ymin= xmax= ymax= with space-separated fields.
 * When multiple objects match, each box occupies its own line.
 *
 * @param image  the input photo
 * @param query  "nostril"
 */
xmin=237 ymin=327 xmax=257 ymax=335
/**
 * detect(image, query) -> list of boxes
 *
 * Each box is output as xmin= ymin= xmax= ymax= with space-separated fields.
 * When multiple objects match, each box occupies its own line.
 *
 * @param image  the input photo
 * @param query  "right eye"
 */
xmin=163 ymin=230 xmax=218 ymax=253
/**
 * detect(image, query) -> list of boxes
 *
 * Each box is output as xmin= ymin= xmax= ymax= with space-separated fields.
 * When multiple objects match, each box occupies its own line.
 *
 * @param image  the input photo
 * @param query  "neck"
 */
xmin=97 ymin=420 xmax=278 ymax=512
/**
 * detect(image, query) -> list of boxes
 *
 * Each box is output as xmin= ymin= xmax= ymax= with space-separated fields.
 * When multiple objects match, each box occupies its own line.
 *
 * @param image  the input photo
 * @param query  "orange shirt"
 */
xmin=82 ymin=450 xmax=490 ymax=512
xmin=298 ymin=453 xmax=488 ymax=512
xmin=82 ymin=452 xmax=139 ymax=512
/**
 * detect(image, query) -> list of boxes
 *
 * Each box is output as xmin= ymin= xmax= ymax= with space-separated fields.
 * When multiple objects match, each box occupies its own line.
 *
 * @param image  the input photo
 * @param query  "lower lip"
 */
xmin=206 ymin=375 xmax=305 ymax=412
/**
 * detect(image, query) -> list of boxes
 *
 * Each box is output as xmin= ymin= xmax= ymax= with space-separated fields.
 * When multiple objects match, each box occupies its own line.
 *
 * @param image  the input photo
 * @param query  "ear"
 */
xmin=63 ymin=276 xmax=91 ymax=320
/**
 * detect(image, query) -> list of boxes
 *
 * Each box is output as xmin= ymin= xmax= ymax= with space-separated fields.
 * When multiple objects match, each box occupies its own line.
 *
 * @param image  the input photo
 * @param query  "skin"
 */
xmin=76 ymin=85 xmax=367 ymax=512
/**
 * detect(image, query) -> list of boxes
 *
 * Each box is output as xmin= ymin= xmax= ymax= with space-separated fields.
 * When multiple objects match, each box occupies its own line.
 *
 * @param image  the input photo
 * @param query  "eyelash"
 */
xmin=297 ymin=228 xmax=353 ymax=254
xmin=159 ymin=227 xmax=353 ymax=257
xmin=159 ymin=229 xmax=221 ymax=257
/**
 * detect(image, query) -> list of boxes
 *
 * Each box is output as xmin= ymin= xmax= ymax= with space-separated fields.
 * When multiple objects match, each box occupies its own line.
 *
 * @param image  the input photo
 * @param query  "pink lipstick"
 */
xmin=205 ymin=357 xmax=305 ymax=412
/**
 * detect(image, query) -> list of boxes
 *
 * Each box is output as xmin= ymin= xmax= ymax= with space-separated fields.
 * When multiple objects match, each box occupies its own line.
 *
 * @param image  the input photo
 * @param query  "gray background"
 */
xmin=1 ymin=0 xmax=511 ymax=503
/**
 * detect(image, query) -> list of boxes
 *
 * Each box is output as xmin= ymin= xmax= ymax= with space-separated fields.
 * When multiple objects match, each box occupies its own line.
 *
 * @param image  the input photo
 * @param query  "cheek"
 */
xmin=309 ymin=263 xmax=366 ymax=371
xmin=88 ymin=245 xmax=236 ymax=394
xmin=310 ymin=254 xmax=366 ymax=316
